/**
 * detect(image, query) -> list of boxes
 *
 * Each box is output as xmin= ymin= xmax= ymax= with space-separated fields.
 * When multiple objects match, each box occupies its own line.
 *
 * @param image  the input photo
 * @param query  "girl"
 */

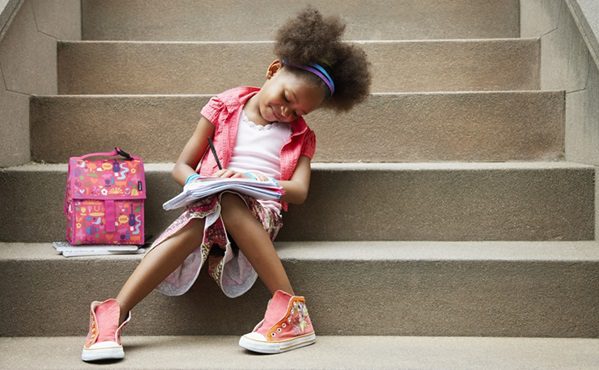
xmin=82 ymin=7 xmax=371 ymax=361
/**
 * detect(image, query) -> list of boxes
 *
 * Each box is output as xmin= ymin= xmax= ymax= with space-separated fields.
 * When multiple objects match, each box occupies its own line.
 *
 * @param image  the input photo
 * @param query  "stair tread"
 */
xmin=2 ymin=241 xmax=599 ymax=262
xmin=2 ymin=161 xmax=593 ymax=242
xmin=57 ymin=38 xmax=540 ymax=94
xmin=61 ymin=37 xmax=541 ymax=44
xmin=39 ymin=90 xmax=563 ymax=98
xmin=1 ymin=336 xmax=598 ymax=369
xmin=3 ymin=161 xmax=595 ymax=171
xmin=81 ymin=0 xmax=519 ymax=41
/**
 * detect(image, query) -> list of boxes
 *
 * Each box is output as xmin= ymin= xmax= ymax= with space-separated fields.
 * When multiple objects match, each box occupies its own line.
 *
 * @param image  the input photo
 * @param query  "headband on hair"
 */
xmin=283 ymin=60 xmax=335 ymax=96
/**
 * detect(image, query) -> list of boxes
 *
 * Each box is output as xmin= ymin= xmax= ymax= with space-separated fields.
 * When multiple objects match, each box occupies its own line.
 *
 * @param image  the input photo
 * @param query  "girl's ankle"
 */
xmin=116 ymin=300 xmax=129 ymax=326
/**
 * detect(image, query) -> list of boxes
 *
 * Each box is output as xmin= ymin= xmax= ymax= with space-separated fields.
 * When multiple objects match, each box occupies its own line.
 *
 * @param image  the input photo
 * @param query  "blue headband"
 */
xmin=284 ymin=60 xmax=335 ymax=96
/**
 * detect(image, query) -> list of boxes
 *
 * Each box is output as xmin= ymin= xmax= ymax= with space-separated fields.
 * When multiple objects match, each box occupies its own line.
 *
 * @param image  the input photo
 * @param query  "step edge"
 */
xmin=33 ymin=90 xmax=564 ymax=99
xmin=2 ymin=161 xmax=594 ymax=172
xmin=2 ymin=241 xmax=599 ymax=262
xmin=58 ymin=37 xmax=540 ymax=46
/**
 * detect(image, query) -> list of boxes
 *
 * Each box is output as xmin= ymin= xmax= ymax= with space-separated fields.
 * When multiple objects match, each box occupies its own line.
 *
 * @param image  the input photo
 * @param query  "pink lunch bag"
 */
xmin=64 ymin=148 xmax=146 ymax=245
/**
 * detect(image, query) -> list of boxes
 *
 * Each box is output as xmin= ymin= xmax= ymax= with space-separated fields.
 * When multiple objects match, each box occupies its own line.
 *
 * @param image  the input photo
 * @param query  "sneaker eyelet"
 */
xmin=282 ymin=323 xmax=287 ymax=328
xmin=276 ymin=328 xmax=282 ymax=333
xmin=271 ymin=332 xmax=276 ymax=337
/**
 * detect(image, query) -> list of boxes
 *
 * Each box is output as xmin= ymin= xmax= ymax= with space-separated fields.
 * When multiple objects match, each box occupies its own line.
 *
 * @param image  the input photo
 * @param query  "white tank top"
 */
xmin=227 ymin=110 xmax=292 ymax=179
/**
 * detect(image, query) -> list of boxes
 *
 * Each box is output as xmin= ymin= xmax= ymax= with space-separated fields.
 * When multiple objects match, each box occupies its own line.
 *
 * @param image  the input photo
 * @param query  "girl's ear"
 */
xmin=266 ymin=59 xmax=283 ymax=79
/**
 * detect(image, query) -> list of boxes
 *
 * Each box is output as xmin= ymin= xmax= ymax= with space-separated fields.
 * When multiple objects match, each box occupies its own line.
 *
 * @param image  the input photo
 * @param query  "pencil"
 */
xmin=207 ymin=137 xmax=223 ymax=170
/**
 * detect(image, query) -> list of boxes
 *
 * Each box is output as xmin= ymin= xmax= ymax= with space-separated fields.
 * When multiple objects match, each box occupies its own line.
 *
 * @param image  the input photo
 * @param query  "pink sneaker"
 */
xmin=239 ymin=290 xmax=316 ymax=353
xmin=81 ymin=298 xmax=131 ymax=362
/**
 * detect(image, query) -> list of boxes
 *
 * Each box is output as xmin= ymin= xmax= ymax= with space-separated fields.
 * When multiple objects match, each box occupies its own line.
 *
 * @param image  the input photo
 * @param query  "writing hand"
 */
xmin=212 ymin=168 xmax=245 ymax=178
xmin=243 ymin=171 xmax=269 ymax=181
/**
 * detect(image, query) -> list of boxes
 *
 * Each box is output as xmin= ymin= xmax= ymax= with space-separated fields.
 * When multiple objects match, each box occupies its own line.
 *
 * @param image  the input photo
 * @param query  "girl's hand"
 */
xmin=212 ymin=168 xmax=245 ymax=178
xmin=243 ymin=171 xmax=269 ymax=182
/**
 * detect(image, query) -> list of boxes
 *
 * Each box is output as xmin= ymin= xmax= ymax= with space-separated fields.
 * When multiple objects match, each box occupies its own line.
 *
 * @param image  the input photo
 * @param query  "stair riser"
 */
xmin=30 ymin=92 xmax=564 ymax=163
xmin=81 ymin=0 xmax=519 ymax=41
xmin=57 ymin=40 xmax=540 ymax=94
xmin=0 ymin=166 xmax=593 ymax=242
xmin=1 ymin=257 xmax=598 ymax=337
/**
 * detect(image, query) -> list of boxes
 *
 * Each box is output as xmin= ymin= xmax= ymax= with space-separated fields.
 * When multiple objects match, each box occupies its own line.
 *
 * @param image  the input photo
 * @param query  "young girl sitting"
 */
xmin=82 ymin=6 xmax=371 ymax=361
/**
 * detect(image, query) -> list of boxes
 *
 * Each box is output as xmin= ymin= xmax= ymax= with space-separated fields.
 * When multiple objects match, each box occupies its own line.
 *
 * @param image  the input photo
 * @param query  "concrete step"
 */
xmin=1 ymin=241 xmax=599 ymax=337
xmin=2 ymin=336 xmax=598 ymax=369
xmin=57 ymin=39 xmax=540 ymax=94
xmin=81 ymin=0 xmax=519 ymax=41
xmin=0 ymin=162 xmax=593 ymax=243
xmin=30 ymin=91 xmax=564 ymax=163
xmin=2 ymin=161 xmax=595 ymax=241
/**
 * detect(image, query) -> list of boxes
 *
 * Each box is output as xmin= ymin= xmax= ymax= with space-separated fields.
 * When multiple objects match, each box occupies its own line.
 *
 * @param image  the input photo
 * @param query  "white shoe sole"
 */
xmin=81 ymin=341 xmax=124 ymax=362
xmin=239 ymin=332 xmax=316 ymax=354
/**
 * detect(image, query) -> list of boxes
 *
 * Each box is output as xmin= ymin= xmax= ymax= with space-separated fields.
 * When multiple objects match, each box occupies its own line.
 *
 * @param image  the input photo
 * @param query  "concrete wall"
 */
xmin=0 ymin=0 xmax=80 ymax=167
xmin=521 ymin=0 xmax=599 ymax=240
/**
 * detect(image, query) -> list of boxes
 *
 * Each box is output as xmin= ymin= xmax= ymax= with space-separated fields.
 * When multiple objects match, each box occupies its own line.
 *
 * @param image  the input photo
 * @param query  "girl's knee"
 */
xmin=220 ymin=193 xmax=246 ymax=213
xmin=178 ymin=217 xmax=205 ymax=241
xmin=220 ymin=193 xmax=250 ymax=226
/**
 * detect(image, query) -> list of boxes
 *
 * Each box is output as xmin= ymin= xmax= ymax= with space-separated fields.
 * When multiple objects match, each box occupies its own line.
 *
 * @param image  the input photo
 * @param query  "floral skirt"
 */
xmin=145 ymin=192 xmax=283 ymax=298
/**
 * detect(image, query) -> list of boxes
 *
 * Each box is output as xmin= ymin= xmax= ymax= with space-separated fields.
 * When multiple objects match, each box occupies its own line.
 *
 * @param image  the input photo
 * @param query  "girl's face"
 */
xmin=252 ymin=60 xmax=327 ymax=124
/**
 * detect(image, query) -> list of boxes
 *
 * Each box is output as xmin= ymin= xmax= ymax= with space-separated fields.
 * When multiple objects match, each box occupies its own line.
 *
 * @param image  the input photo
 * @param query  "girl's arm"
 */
xmin=278 ymin=156 xmax=312 ymax=205
xmin=171 ymin=116 xmax=215 ymax=186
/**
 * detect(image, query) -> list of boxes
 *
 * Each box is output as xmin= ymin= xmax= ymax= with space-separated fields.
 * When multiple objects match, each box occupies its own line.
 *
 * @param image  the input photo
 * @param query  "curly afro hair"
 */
xmin=274 ymin=6 xmax=372 ymax=112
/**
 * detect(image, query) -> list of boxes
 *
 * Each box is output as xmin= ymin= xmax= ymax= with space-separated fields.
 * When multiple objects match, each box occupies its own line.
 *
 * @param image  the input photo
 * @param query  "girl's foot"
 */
xmin=81 ymin=298 xmax=131 ymax=362
xmin=239 ymin=290 xmax=316 ymax=354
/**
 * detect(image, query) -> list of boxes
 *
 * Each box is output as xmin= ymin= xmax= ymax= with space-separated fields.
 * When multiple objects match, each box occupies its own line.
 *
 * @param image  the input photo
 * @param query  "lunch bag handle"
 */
xmin=76 ymin=147 xmax=140 ymax=161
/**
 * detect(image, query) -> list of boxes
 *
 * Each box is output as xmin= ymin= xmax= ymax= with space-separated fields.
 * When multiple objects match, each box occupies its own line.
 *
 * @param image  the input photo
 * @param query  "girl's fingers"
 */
xmin=244 ymin=171 xmax=268 ymax=181
xmin=221 ymin=170 xmax=235 ymax=178
xmin=213 ymin=169 xmax=226 ymax=177
xmin=213 ymin=169 xmax=244 ymax=178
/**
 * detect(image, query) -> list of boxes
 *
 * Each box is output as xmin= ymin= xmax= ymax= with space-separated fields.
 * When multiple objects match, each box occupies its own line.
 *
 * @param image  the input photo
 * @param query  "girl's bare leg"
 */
xmin=220 ymin=193 xmax=295 ymax=296
xmin=115 ymin=218 xmax=205 ymax=324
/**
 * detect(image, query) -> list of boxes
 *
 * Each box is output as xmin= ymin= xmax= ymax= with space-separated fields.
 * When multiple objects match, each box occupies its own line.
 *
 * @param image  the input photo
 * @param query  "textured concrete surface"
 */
xmin=57 ymin=39 xmax=540 ymax=94
xmin=0 ymin=0 xmax=20 ymax=40
xmin=566 ymin=58 xmax=599 ymax=166
xmin=521 ymin=0 xmax=599 ymax=237
xmin=521 ymin=0 xmax=599 ymax=167
xmin=0 ymin=162 xmax=594 ymax=242
xmin=0 ymin=0 xmax=80 ymax=167
xmin=30 ymin=92 xmax=565 ymax=163
xmin=0 ymin=1 xmax=56 ymax=95
xmin=81 ymin=0 xmax=519 ymax=41
xmin=30 ymin=0 xmax=80 ymax=41
xmin=570 ymin=0 xmax=599 ymax=67
xmin=520 ymin=0 xmax=561 ymax=37
xmin=542 ymin=0 xmax=589 ymax=93
xmin=2 ymin=336 xmax=599 ymax=369
xmin=0 ymin=74 xmax=29 ymax=166
xmin=0 ymin=0 xmax=51 ymax=167
xmin=1 ymin=241 xmax=599 ymax=337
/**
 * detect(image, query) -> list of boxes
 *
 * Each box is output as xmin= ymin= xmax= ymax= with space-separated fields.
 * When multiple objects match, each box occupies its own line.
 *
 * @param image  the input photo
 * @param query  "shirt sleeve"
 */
xmin=200 ymin=96 xmax=225 ymax=129
xmin=300 ymin=129 xmax=316 ymax=159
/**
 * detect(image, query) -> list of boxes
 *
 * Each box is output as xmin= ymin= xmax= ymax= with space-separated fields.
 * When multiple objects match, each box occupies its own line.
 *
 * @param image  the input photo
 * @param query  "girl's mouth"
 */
xmin=270 ymin=105 xmax=282 ymax=122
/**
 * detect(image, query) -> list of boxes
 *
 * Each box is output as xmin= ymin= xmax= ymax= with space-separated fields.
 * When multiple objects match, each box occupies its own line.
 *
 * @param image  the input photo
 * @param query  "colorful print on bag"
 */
xmin=64 ymin=148 xmax=146 ymax=245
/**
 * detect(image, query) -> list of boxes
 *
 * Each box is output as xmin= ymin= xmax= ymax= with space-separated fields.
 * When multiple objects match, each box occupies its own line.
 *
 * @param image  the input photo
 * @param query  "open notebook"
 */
xmin=162 ymin=177 xmax=284 ymax=211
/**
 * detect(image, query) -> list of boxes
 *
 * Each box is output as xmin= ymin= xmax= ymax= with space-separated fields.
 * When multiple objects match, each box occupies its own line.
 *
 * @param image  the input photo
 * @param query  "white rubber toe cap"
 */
xmin=81 ymin=341 xmax=124 ymax=362
xmin=242 ymin=332 xmax=267 ymax=342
